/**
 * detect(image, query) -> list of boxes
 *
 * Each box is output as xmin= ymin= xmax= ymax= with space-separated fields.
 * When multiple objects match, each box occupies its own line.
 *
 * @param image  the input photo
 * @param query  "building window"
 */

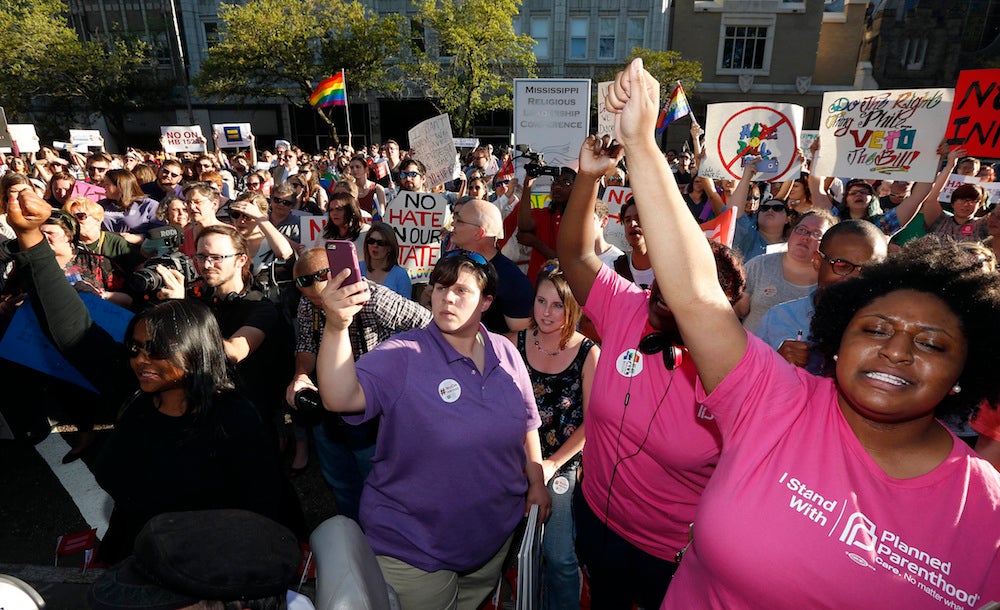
xmin=410 ymin=18 xmax=425 ymax=54
xmin=599 ymin=17 xmax=616 ymax=59
xmin=530 ymin=16 xmax=550 ymax=60
xmin=901 ymin=38 xmax=928 ymax=70
xmin=627 ymin=17 xmax=645 ymax=51
xmin=569 ymin=17 xmax=588 ymax=59
xmin=716 ymin=16 xmax=775 ymax=75
xmin=203 ymin=22 xmax=219 ymax=48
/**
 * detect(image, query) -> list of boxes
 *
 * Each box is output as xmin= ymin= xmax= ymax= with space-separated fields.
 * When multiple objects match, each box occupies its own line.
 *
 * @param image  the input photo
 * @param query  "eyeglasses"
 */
xmin=817 ymin=250 xmax=864 ymax=276
xmin=87 ymin=166 xmax=108 ymax=174
xmin=247 ymin=181 xmax=262 ymax=188
xmin=607 ymin=176 xmax=624 ymax=184
xmin=747 ymin=196 xmax=761 ymax=202
xmin=366 ymin=238 xmax=389 ymax=247
xmin=73 ymin=212 xmax=89 ymax=221
xmin=495 ymin=179 xmax=511 ymax=186
xmin=272 ymin=197 xmax=296 ymax=207
xmin=160 ymin=169 xmax=182 ymax=178
xmin=295 ymin=269 xmax=330 ymax=288
xmin=193 ymin=253 xmax=239 ymax=265
xmin=444 ymin=249 xmax=488 ymax=267
xmin=792 ymin=225 xmax=825 ymax=241
xmin=847 ymin=189 xmax=872 ymax=198
xmin=759 ymin=202 xmax=788 ymax=214
xmin=125 ymin=339 xmax=170 ymax=360
xmin=229 ymin=210 xmax=248 ymax=221
xmin=452 ymin=214 xmax=479 ymax=228
xmin=400 ymin=171 xmax=422 ymax=179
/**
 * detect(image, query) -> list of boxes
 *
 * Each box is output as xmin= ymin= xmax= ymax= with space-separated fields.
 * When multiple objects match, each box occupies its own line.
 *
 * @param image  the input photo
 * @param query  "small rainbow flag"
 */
xmin=309 ymin=70 xmax=347 ymax=108
xmin=655 ymin=82 xmax=691 ymax=135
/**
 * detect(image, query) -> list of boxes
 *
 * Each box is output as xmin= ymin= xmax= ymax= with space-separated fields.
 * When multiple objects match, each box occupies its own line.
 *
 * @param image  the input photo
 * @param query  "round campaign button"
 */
xmin=552 ymin=476 xmax=570 ymax=495
xmin=616 ymin=349 xmax=644 ymax=378
xmin=438 ymin=378 xmax=461 ymax=403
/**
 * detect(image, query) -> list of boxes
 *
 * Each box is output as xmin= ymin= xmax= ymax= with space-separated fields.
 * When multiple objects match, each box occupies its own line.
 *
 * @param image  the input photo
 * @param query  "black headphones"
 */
xmin=638 ymin=332 xmax=683 ymax=370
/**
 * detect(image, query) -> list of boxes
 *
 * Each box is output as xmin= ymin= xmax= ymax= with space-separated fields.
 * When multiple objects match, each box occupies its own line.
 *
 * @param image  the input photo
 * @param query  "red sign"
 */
xmin=946 ymin=69 xmax=1000 ymax=157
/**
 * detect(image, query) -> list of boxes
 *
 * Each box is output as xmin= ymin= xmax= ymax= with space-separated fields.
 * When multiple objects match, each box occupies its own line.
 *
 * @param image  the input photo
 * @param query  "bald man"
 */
xmin=450 ymin=198 xmax=533 ymax=333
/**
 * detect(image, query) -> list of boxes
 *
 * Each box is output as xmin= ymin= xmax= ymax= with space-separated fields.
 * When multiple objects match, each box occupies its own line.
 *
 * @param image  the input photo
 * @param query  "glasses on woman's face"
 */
xmin=247 ymin=181 xmax=261 ymax=188
xmin=73 ymin=212 xmax=89 ymax=221
xmin=229 ymin=210 xmax=249 ymax=221
xmin=817 ymin=250 xmax=864 ymax=276
xmin=792 ymin=225 xmax=824 ymax=241
xmin=366 ymin=238 xmax=389 ymax=247
xmin=272 ymin=197 xmax=295 ymax=207
xmin=759 ymin=202 xmax=787 ymax=214
xmin=294 ymin=268 xmax=330 ymax=288
xmin=125 ymin=339 xmax=170 ymax=360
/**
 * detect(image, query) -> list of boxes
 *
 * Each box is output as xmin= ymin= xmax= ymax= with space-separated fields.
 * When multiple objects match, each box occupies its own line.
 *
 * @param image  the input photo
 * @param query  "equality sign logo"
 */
xmin=700 ymin=103 xmax=803 ymax=183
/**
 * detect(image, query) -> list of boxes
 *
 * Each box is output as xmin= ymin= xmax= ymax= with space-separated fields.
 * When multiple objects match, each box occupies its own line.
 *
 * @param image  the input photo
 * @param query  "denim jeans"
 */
xmin=312 ymin=418 xmax=376 ymax=521
xmin=542 ymin=466 xmax=580 ymax=610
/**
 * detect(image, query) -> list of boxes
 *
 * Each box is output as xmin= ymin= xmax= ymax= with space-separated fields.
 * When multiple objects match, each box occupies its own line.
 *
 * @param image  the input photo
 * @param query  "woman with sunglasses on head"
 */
xmin=557 ymin=135 xmax=746 ymax=610
xmin=348 ymin=155 xmax=386 ymax=220
xmin=359 ymin=222 xmax=410 ymax=299
xmin=317 ymin=250 xmax=551 ymax=610
xmin=735 ymin=209 xmax=837 ymax=334
xmin=228 ymin=191 xmax=295 ymax=275
xmin=609 ymin=57 xmax=1000 ymax=610
xmin=4 ymin=190 xmax=294 ymax=562
xmin=505 ymin=260 xmax=599 ymax=610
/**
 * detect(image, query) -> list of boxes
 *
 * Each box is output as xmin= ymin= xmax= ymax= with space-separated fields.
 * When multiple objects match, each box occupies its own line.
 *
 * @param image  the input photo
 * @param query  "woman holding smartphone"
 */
xmin=317 ymin=250 xmax=551 ymax=610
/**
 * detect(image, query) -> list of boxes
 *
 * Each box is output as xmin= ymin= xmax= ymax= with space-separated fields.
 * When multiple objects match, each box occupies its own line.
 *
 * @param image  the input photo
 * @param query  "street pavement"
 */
xmin=1 ymin=425 xmax=336 ymax=609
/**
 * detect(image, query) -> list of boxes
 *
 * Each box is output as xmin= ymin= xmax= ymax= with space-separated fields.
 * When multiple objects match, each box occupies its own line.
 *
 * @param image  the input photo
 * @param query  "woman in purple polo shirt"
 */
xmin=317 ymin=250 xmax=552 ymax=610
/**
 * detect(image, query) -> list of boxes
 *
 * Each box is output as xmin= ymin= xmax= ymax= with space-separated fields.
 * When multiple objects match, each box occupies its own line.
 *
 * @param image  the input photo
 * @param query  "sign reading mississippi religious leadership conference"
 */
xmin=513 ymin=79 xmax=590 ymax=171
xmin=814 ymin=87 xmax=953 ymax=182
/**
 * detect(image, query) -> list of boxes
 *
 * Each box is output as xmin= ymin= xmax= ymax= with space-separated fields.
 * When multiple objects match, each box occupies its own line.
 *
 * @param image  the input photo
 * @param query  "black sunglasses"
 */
xmin=229 ymin=210 xmax=247 ymax=221
xmin=295 ymin=268 xmax=330 ymax=288
xmin=759 ymin=202 xmax=788 ymax=213
xmin=366 ymin=238 xmax=389 ymax=247
xmin=444 ymin=249 xmax=488 ymax=267
xmin=272 ymin=197 xmax=296 ymax=207
xmin=125 ymin=339 xmax=170 ymax=360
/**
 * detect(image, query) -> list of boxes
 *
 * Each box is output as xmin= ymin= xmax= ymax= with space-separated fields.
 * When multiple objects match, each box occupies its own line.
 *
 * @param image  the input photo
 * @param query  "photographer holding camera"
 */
xmin=516 ymin=147 xmax=577 ymax=282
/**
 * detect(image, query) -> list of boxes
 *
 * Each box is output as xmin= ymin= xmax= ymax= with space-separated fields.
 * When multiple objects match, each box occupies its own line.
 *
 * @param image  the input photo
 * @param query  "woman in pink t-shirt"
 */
xmin=605 ymin=58 xmax=1000 ymax=609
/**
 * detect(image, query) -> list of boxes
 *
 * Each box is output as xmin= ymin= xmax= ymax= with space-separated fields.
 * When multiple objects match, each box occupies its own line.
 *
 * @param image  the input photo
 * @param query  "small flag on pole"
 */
xmin=655 ymin=82 xmax=691 ymax=135
xmin=309 ymin=70 xmax=347 ymax=108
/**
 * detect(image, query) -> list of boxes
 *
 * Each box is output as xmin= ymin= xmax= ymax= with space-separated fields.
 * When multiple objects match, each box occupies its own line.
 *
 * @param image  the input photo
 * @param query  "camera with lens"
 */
xmin=516 ymin=144 xmax=561 ymax=179
xmin=292 ymin=388 xmax=325 ymax=426
xmin=129 ymin=226 xmax=198 ymax=295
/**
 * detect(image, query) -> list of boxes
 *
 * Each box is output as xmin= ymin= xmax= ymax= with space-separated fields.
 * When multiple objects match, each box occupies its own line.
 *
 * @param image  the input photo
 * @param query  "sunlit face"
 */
xmin=71 ymin=207 xmax=102 ymax=242
xmin=789 ymin=181 xmax=805 ymax=201
xmin=787 ymin=215 xmax=829 ymax=263
xmin=622 ymin=205 xmax=644 ymax=249
xmin=399 ymin=165 xmax=424 ymax=191
xmin=295 ymin=265 xmax=328 ymax=307
xmin=468 ymin=181 xmax=487 ymax=199
xmin=129 ymin=320 xmax=186 ymax=397
xmin=533 ymin=280 xmax=566 ymax=334
xmin=40 ymin=224 xmax=72 ymax=250
xmin=349 ymin=160 xmax=367 ymax=182
xmin=100 ymin=177 xmax=121 ymax=202
xmin=158 ymin=164 xmax=183 ymax=189
xmin=328 ymin=203 xmax=347 ymax=229
xmin=52 ymin=179 xmax=74 ymax=203
xmin=836 ymin=289 xmax=966 ymax=426
xmin=366 ymin=231 xmax=390 ymax=261
xmin=165 ymin=201 xmax=189 ymax=227
xmin=86 ymin=162 xmax=109 ymax=182
xmin=386 ymin=142 xmax=400 ymax=158
xmin=956 ymin=160 xmax=978 ymax=177
xmin=193 ymin=233 xmax=246 ymax=289
xmin=431 ymin=268 xmax=492 ymax=336
xmin=978 ymin=166 xmax=996 ymax=183
xmin=198 ymin=159 xmax=215 ymax=174
xmin=952 ymin=197 xmax=980 ymax=224
xmin=813 ymin=233 xmax=876 ymax=287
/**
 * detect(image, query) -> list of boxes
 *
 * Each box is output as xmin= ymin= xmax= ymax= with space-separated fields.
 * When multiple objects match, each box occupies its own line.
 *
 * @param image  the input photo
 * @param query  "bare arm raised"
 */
xmin=607 ymin=59 xmax=746 ymax=392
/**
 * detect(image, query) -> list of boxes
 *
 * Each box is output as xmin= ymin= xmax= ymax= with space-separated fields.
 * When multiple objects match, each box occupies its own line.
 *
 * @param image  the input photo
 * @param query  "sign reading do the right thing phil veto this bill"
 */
xmin=814 ymin=88 xmax=953 ymax=182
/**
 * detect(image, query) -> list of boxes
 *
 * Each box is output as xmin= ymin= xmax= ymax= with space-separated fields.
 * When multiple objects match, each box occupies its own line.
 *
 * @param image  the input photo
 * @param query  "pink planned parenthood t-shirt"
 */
xmin=662 ymin=333 xmax=1000 ymax=609
xmin=581 ymin=265 xmax=722 ymax=561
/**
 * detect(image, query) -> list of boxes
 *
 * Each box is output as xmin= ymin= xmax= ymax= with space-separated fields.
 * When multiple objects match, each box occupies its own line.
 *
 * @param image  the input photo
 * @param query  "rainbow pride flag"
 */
xmin=655 ymin=82 xmax=691 ymax=135
xmin=309 ymin=70 xmax=347 ymax=108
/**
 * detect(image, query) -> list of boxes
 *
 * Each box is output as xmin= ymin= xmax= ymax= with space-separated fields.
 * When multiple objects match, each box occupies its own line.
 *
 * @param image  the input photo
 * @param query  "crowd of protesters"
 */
xmin=3 ymin=62 xmax=1000 ymax=609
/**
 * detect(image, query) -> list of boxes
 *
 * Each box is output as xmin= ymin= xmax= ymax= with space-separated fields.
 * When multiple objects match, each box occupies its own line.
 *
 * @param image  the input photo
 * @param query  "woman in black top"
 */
xmin=7 ymin=190 xmax=292 ymax=563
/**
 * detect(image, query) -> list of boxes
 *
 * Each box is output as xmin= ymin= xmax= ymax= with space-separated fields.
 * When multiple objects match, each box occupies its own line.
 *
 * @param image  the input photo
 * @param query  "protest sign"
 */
xmin=938 ymin=173 xmax=979 ymax=203
xmin=0 ymin=108 xmax=13 ymax=151
xmin=597 ymin=81 xmax=615 ymax=138
xmin=701 ymin=207 xmax=736 ymax=248
xmin=699 ymin=103 xmax=803 ymax=182
xmin=408 ymin=115 xmax=459 ymax=188
xmin=513 ymin=79 xmax=590 ymax=171
xmin=72 ymin=181 xmax=106 ymax=202
xmin=945 ymin=69 xmax=1000 ymax=157
xmin=384 ymin=191 xmax=451 ymax=283
xmin=800 ymin=129 xmax=819 ymax=153
xmin=0 ymin=293 xmax=133 ymax=392
xmin=8 ymin=124 xmax=39 ymax=153
xmin=212 ymin=123 xmax=252 ymax=148
xmin=299 ymin=214 xmax=329 ymax=249
xmin=982 ymin=181 xmax=1000 ymax=204
xmin=69 ymin=129 xmax=102 ymax=150
xmin=453 ymin=137 xmax=480 ymax=149
xmin=814 ymin=87 xmax=952 ymax=181
xmin=601 ymin=186 xmax=632 ymax=253
xmin=160 ymin=125 xmax=205 ymax=153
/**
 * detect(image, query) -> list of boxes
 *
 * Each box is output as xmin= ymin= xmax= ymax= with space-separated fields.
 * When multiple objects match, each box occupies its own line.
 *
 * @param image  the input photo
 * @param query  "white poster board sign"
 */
xmin=813 ymin=88 xmax=953 ymax=181
xmin=212 ymin=123 xmax=252 ymax=148
xmin=8 ymin=124 xmax=39 ymax=153
xmin=69 ymin=129 xmax=102 ymax=150
xmin=699 ymin=103 xmax=803 ymax=182
xmin=160 ymin=125 xmax=205 ymax=153
xmin=299 ymin=214 xmax=328 ymax=249
xmin=453 ymin=137 xmax=480 ymax=149
xmin=597 ymin=81 xmax=615 ymax=139
xmin=601 ymin=186 xmax=632 ymax=253
xmin=513 ymin=79 xmax=591 ymax=172
xmin=408 ymin=114 xmax=459 ymax=188
xmin=383 ymin=191 xmax=451 ymax=284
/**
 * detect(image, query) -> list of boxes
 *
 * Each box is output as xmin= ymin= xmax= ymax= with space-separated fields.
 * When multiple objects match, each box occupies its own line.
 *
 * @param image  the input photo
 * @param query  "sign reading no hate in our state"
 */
xmin=945 ymin=69 xmax=1000 ymax=158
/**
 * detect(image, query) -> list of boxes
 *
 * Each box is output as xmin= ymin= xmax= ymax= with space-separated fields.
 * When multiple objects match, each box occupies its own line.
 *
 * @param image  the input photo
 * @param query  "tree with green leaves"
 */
xmin=194 ymin=0 xmax=406 ymax=140
xmin=406 ymin=0 xmax=536 ymax=136
xmin=599 ymin=48 xmax=703 ymax=103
